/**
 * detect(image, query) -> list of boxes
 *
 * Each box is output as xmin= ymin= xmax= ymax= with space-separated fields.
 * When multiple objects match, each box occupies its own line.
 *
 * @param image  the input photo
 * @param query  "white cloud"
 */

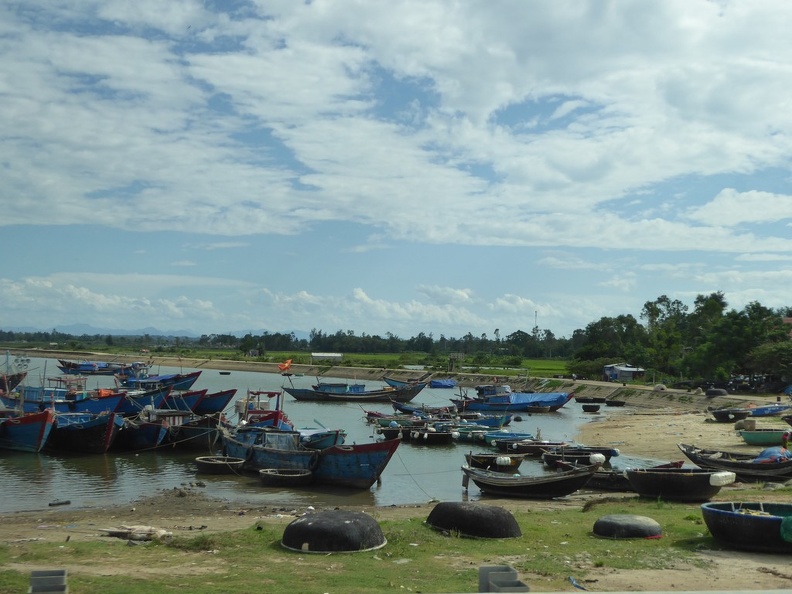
xmin=685 ymin=189 xmax=792 ymax=226
xmin=3 ymin=2 xmax=792 ymax=339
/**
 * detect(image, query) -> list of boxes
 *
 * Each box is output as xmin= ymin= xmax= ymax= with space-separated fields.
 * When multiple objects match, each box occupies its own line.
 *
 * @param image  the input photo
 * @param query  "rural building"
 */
xmin=602 ymin=363 xmax=645 ymax=382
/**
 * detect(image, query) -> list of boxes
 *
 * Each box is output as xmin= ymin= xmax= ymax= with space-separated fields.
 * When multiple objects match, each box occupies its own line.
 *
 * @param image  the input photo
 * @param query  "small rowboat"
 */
xmin=581 ymin=404 xmax=601 ymax=413
xmin=710 ymin=408 xmax=751 ymax=423
xmin=625 ymin=467 xmax=735 ymax=502
xmin=464 ymin=452 xmax=526 ymax=472
xmin=259 ymin=468 xmax=314 ymax=487
xmin=194 ymin=455 xmax=245 ymax=474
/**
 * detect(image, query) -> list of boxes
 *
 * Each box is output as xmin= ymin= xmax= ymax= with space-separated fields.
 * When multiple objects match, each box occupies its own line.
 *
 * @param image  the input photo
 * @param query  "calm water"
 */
xmin=0 ymin=357 xmax=645 ymax=513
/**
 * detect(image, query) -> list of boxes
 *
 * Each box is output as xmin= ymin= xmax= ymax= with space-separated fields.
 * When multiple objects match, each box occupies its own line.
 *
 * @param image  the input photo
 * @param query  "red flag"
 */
xmin=278 ymin=359 xmax=292 ymax=371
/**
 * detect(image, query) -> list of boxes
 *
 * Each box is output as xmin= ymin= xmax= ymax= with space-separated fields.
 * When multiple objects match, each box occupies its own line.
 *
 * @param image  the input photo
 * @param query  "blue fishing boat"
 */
xmin=164 ymin=411 xmax=224 ymax=451
xmin=162 ymin=388 xmax=207 ymax=412
xmin=0 ymin=408 xmax=55 ymax=453
xmin=748 ymin=403 xmax=792 ymax=417
xmin=114 ymin=386 xmax=172 ymax=416
xmin=298 ymin=427 xmax=347 ymax=449
xmin=482 ymin=429 xmax=535 ymax=446
xmin=221 ymin=426 xmax=401 ymax=489
xmin=5 ymin=376 xmax=125 ymax=415
xmin=430 ymin=379 xmax=457 ymax=389
xmin=47 ymin=411 xmax=124 ymax=454
xmin=113 ymin=417 xmax=169 ymax=451
xmin=119 ymin=370 xmax=202 ymax=392
xmin=450 ymin=384 xmax=574 ymax=412
xmin=57 ymin=359 xmax=148 ymax=376
xmin=192 ymin=388 xmax=237 ymax=415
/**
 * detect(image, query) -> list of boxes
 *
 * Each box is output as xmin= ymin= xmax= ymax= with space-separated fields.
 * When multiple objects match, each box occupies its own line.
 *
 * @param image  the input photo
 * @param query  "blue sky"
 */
xmin=2 ymin=1 xmax=792 ymax=339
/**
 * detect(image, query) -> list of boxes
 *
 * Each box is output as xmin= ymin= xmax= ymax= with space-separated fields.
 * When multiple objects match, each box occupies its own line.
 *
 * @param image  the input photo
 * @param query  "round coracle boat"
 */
xmin=194 ymin=455 xmax=245 ymax=474
xmin=259 ymin=468 xmax=314 ymax=487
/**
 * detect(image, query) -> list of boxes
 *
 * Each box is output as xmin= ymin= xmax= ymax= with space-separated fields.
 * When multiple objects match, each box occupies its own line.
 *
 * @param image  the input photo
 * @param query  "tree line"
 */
xmin=2 ymin=292 xmax=791 ymax=385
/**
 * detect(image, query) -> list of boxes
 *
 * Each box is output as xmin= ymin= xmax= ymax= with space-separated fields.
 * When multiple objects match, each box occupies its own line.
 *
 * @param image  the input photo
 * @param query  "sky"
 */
xmin=2 ymin=1 xmax=792 ymax=341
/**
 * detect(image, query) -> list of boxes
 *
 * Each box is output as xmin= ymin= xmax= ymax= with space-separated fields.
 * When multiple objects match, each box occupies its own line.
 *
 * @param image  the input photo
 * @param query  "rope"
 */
xmin=389 ymin=444 xmax=442 ymax=500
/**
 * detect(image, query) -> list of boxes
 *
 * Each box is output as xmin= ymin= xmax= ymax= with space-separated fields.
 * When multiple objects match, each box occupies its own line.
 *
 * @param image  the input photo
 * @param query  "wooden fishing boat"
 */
xmin=747 ymin=403 xmax=792 ymax=417
xmin=678 ymin=443 xmax=792 ymax=482
xmin=57 ymin=359 xmax=148 ymax=377
xmin=493 ymin=438 xmax=571 ymax=455
xmin=449 ymin=424 xmax=491 ymax=443
xmin=298 ymin=427 xmax=347 ymax=449
xmin=450 ymin=384 xmax=573 ymax=412
xmin=120 ymin=370 xmax=203 ymax=392
xmin=710 ymin=407 xmax=752 ymax=422
xmin=739 ymin=427 xmax=790 ymax=446
xmin=166 ymin=412 xmax=224 ymax=450
xmin=373 ymin=415 xmax=427 ymax=428
xmin=372 ymin=424 xmax=406 ymax=441
xmin=461 ymin=463 xmax=601 ymax=499
xmin=162 ymin=388 xmax=208 ymax=412
xmin=581 ymin=404 xmax=601 ymax=413
xmin=5 ymin=376 xmax=126 ymax=415
xmin=604 ymin=398 xmax=626 ymax=407
xmin=575 ymin=396 xmax=606 ymax=404
xmin=464 ymin=451 xmax=526 ymax=472
xmin=0 ymin=408 xmax=55 ymax=453
xmin=542 ymin=445 xmax=620 ymax=468
xmin=259 ymin=468 xmax=314 ymax=487
xmin=195 ymin=455 xmax=245 ymax=474
xmin=192 ymin=388 xmax=237 ymax=415
xmin=221 ymin=426 xmax=401 ymax=489
xmin=114 ymin=385 xmax=173 ymax=416
xmin=482 ymin=429 xmax=535 ymax=447
xmin=113 ymin=416 xmax=169 ymax=451
xmin=625 ymin=467 xmax=735 ymax=502
xmin=700 ymin=501 xmax=792 ymax=553
xmin=47 ymin=411 xmax=124 ymax=454
xmin=408 ymin=425 xmax=455 ymax=445
xmin=554 ymin=460 xmax=685 ymax=491
xmin=284 ymin=380 xmax=426 ymax=403
xmin=390 ymin=400 xmax=455 ymax=416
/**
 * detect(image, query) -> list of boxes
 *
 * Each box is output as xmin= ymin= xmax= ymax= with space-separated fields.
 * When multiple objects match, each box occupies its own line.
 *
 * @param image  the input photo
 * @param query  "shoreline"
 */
xmin=3 ymin=351 xmax=792 ymax=591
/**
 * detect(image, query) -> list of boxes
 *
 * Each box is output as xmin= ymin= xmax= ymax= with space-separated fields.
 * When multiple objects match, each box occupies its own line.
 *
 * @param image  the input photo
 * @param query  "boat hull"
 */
xmin=192 ymin=389 xmax=237 ymax=415
xmin=451 ymin=388 xmax=573 ymax=412
xmin=625 ymin=467 xmax=735 ymax=502
xmin=47 ymin=412 xmax=123 ymax=454
xmin=701 ymin=502 xmax=792 ymax=553
xmin=739 ymin=428 xmax=789 ymax=446
xmin=284 ymin=382 xmax=425 ymax=403
xmin=678 ymin=443 xmax=792 ymax=482
xmin=0 ymin=409 xmax=55 ymax=453
xmin=462 ymin=464 xmax=599 ymax=498
xmin=221 ymin=428 xmax=401 ymax=489
xmin=195 ymin=455 xmax=245 ymax=474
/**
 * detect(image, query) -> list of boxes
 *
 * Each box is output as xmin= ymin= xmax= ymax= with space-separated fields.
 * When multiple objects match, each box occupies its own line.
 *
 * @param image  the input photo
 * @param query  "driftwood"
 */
xmin=99 ymin=524 xmax=172 ymax=541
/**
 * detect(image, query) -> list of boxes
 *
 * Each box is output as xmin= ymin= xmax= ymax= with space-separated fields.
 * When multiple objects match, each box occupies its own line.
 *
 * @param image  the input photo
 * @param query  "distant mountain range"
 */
xmin=3 ymin=324 xmax=310 ymax=340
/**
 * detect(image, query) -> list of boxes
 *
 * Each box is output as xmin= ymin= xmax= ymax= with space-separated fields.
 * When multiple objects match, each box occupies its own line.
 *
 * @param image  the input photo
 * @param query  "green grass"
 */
xmin=0 ymin=496 xmax=752 ymax=594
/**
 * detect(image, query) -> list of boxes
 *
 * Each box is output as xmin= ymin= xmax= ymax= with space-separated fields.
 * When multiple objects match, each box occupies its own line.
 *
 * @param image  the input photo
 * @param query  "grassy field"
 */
xmin=0 ymin=496 xmax=732 ymax=594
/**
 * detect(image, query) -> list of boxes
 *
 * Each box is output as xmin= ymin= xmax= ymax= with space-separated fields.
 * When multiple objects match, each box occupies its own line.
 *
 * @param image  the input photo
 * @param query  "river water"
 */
xmin=0 ymin=357 xmax=639 ymax=513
